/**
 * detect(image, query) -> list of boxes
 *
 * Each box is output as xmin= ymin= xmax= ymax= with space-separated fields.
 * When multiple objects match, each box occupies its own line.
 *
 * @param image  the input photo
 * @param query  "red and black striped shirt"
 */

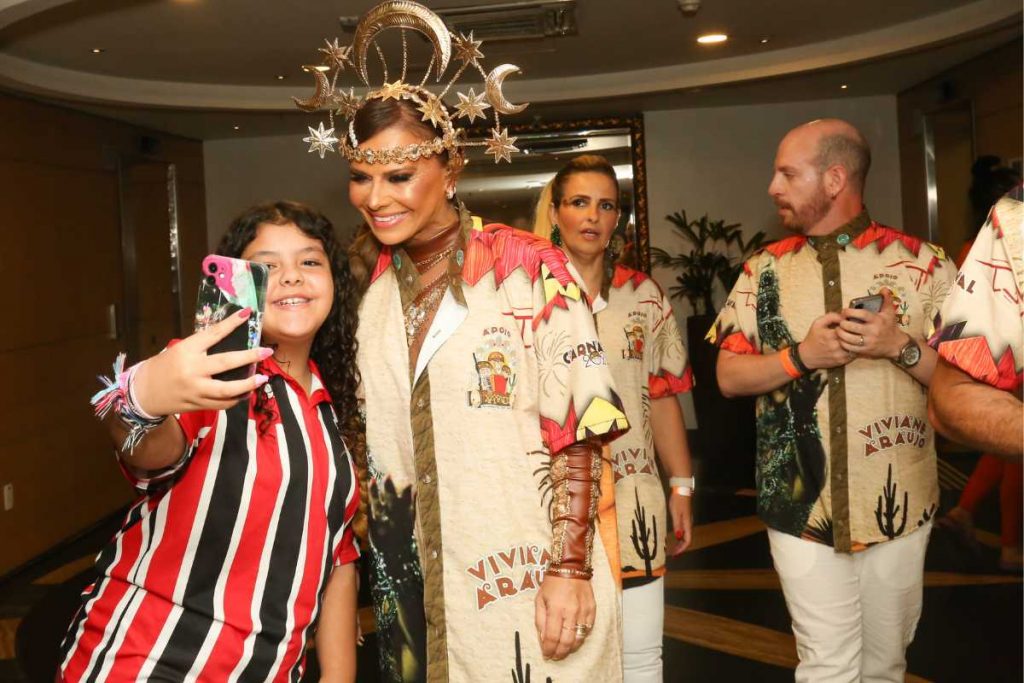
xmin=60 ymin=358 xmax=359 ymax=682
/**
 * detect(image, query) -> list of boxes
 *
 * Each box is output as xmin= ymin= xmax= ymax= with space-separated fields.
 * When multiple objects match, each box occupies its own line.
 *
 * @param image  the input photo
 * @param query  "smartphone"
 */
xmin=194 ymin=255 xmax=269 ymax=382
xmin=848 ymin=293 xmax=884 ymax=314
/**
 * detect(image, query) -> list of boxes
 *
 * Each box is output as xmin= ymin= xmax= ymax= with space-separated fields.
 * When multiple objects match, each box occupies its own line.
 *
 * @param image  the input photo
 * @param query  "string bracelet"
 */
xmin=790 ymin=343 xmax=811 ymax=374
xmin=91 ymin=353 xmax=166 ymax=454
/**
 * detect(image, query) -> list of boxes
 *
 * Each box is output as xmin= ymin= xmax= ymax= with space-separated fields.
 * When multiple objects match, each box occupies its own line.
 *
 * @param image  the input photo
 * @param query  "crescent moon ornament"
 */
xmin=485 ymin=64 xmax=529 ymax=115
xmin=352 ymin=1 xmax=451 ymax=85
xmin=292 ymin=66 xmax=330 ymax=112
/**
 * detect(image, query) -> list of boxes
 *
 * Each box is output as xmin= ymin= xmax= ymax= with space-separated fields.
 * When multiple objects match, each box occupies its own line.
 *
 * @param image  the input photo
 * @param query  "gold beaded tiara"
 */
xmin=293 ymin=0 xmax=529 ymax=165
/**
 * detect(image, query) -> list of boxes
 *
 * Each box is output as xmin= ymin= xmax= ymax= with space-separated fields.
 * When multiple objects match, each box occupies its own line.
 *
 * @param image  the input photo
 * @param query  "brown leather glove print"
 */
xmin=546 ymin=438 xmax=603 ymax=580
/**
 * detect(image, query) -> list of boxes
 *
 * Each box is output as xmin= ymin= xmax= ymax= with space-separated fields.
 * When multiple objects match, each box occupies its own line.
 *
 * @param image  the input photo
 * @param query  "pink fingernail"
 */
xmin=254 ymin=374 xmax=269 ymax=385
xmin=237 ymin=307 xmax=252 ymax=319
xmin=258 ymin=347 xmax=274 ymax=360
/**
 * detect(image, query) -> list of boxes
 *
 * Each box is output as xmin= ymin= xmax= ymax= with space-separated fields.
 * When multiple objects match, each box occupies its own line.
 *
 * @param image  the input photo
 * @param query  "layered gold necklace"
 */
xmin=402 ymin=218 xmax=460 ymax=347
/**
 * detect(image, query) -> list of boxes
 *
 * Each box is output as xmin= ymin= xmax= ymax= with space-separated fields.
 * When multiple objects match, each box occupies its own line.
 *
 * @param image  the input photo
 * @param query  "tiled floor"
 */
xmin=2 ymin=454 xmax=1021 ymax=682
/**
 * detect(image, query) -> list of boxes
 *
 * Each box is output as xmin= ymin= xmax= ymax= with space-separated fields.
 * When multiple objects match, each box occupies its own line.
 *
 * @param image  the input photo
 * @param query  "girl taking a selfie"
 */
xmin=60 ymin=202 xmax=361 ymax=683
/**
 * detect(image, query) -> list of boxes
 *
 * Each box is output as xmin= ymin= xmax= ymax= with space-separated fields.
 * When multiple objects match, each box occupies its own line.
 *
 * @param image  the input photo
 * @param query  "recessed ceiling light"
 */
xmin=275 ymin=75 xmax=286 ymax=80
xmin=759 ymin=37 xmax=770 ymax=44
xmin=91 ymin=48 xmax=104 ymax=54
xmin=233 ymin=125 xmax=241 ymax=131
xmin=697 ymin=33 xmax=728 ymax=44
xmin=840 ymin=84 xmax=848 ymax=90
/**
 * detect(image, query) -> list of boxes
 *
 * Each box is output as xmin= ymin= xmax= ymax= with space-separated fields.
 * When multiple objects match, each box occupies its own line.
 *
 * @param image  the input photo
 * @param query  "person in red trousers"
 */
xmin=936 ymin=157 xmax=1022 ymax=572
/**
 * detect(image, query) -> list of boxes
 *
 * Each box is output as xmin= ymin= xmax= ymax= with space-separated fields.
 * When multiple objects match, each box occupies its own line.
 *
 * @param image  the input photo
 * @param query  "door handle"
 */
xmin=107 ymin=303 xmax=119 ymax=340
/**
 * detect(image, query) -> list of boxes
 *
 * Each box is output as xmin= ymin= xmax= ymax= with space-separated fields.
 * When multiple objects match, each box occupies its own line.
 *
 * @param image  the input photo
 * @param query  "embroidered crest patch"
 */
xmin=468 ymin=332 xmax=518 ymax=409
xmin=868 ymin=275 xmax=911 ymax=327
xmin=622 ymin=312 xmax=646 ymax=361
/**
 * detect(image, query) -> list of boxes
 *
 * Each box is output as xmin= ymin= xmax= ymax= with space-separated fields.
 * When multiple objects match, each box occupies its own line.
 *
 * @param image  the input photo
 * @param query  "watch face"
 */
xmin=901 ymin=342 xmax=922 ymax=367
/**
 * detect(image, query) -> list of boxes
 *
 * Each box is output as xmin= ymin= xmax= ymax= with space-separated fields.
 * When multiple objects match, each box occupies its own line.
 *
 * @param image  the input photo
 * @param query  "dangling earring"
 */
xmin=605 ymin=238 xmax=617 ymax=262
xmin=446 ymin=186 xmax=456 ymax=200
xmin=550 ymin=223 xmax=562 ymax=246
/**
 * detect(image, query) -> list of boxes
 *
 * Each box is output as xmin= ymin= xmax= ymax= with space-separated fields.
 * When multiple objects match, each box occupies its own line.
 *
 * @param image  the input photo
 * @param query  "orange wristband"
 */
xmin=779 ymin=347 xmax=803 ymax=378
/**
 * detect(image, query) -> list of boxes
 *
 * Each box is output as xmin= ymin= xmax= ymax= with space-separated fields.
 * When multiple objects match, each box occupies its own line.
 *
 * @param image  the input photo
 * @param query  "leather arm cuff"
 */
xmin=547 ymin=438 xmax=603 ymax=580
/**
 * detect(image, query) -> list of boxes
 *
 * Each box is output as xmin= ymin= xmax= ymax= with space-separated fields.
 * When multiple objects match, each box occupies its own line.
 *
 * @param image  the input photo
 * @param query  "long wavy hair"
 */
xmin=216 ymin=201 xmax=360 ymax=443
xmin=344 ymin=98 xmax=463 ymax=538
xmin=531 ymin=179 xmax=555 ymax=241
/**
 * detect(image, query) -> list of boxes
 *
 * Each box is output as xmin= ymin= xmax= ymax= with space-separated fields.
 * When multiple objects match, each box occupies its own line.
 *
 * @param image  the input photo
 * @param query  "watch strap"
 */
xmin=669 ymin=476 xmax=695 ymax=490
xmin=895 ymin=338 xmax=921 ymax=368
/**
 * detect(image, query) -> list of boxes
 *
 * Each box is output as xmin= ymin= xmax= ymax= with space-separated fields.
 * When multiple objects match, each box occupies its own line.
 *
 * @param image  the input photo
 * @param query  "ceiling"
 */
xmin=0 ymin=0 xmax=1020 ymax=140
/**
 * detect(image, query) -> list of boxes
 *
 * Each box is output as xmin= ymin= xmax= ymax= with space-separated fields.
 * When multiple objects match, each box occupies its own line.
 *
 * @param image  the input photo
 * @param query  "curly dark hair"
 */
xmin=216 ymin=201 xmax=360 ymax=441
xmin=969 ymin=156 xmax=1022 ymax=232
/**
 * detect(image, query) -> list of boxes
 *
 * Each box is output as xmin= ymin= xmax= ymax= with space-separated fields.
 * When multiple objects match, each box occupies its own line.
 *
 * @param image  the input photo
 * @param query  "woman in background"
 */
xmin=535 ymin=155 xmax=696 ymax=682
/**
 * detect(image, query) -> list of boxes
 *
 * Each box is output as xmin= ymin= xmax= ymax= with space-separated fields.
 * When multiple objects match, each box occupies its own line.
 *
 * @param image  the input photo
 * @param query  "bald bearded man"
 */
xmin=708 ymin=120 xmax=955 ymax=682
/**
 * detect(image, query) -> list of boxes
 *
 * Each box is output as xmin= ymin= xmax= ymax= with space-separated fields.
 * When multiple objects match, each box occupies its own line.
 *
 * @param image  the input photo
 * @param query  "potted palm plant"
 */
xmin=651 ymin=211 xmax=766 ymax=315
xmin=652 ymin=211 xmax=766 ymax=487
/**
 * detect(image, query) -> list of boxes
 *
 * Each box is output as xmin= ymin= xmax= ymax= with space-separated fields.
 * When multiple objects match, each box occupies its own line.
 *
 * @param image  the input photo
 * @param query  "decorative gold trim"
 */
xmin=294 ymin=0 xmax=528 ymax=165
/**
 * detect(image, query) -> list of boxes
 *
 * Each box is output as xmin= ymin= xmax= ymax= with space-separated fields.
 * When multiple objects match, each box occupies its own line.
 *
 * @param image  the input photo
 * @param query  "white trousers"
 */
xmin=768 ymin=523 xmax=931 ymax=683
xmin=622 ymin=577 xmax=664 ymax=683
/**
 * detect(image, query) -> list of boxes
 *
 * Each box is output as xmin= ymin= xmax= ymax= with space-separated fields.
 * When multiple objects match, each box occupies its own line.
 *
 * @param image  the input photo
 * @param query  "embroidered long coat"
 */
xmin=357 ymin=212 xmax=628 ymax=682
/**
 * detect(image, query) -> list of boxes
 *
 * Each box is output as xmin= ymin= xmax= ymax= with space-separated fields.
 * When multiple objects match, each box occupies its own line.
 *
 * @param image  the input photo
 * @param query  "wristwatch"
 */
xmin=894 ymin=338 xmax=921 ymax=369
xmin=669 ymin=476 xmax=695 ymax=497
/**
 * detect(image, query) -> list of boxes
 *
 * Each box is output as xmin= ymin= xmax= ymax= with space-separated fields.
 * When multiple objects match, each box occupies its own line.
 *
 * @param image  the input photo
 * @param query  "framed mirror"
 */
xmin=462 ymin=116 xmax=651 ymax=272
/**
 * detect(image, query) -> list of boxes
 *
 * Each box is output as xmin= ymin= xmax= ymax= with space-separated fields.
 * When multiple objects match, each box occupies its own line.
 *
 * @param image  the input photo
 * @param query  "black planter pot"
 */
xmin=685 ymin=313 xmax=757 ymax=489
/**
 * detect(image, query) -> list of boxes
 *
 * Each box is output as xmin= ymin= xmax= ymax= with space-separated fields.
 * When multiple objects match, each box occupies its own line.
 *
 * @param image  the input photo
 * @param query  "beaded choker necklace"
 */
xmin=413 ymin=245 xmax=455 ymax=271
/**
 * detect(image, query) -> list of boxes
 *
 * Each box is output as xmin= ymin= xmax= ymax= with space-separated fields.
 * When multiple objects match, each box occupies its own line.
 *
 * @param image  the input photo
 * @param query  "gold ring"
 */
xmin=575 ymin=623 xmax=591 ymax=638
xmin=858 ymin=334 xmax=865 ymax=346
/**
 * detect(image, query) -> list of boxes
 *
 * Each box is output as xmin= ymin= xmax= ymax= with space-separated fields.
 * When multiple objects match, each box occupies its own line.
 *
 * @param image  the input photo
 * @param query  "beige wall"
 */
xmin=0 ymin=93 xmax=208 ymax=577
xmin=204 ymin=134 xmax=363 ymax=249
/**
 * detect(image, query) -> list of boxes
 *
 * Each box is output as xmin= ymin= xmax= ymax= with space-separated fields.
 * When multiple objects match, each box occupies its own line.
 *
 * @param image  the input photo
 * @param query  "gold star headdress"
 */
xmin=293 ymin=0 xmax=528 ymax=165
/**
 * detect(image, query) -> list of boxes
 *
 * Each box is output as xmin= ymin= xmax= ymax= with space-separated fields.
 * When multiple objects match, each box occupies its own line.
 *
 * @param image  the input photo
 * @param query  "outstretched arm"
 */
xmin=106 ymin=309 xmax=270 ymax=474
xmin=928 ymin=359 xmax=1023 ymax=460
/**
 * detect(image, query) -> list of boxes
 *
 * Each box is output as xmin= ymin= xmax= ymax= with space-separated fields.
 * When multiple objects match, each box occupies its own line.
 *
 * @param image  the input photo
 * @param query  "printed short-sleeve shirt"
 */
xmin=932 ymin=186 xmax=1023 ymax=391
xmin=594 ymin=265 xmax=692 ymax=582
xmin=61 ymin=359 xmax=360 ymax=682
xmin=708 ymin=211 xmax=954 ymax=552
